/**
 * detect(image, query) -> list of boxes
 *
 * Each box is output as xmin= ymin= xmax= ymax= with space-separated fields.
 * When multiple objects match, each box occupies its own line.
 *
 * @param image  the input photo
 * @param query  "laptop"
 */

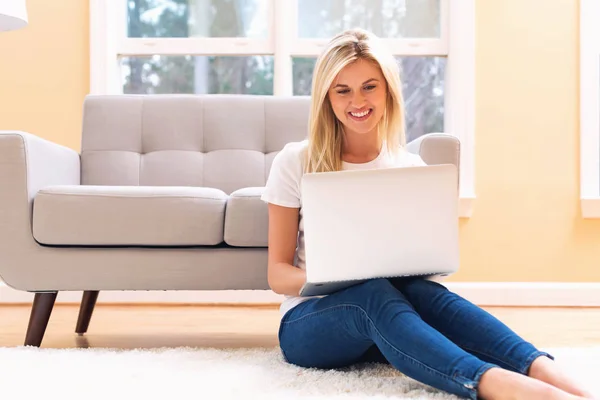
xmin=298 ymin=164 xmax=459 ymax=297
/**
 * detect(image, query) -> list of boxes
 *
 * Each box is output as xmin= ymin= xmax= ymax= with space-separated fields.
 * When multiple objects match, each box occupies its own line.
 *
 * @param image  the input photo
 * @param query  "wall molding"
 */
xmin=580 ymin=0 xmax=600 ymax=217
xmin=1 ymin=282 xmax=599 ymax=307
xmin=446 ymin=0 xmax=476 ymax=219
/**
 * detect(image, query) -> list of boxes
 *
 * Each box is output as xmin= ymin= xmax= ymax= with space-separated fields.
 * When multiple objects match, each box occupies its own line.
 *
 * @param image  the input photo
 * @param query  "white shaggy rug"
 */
xmin=0 ymin=346 xmax=598 ymax=399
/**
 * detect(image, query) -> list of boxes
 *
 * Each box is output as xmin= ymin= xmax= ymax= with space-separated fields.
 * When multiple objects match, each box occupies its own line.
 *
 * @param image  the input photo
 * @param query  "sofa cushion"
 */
xmin=32 ymin=185 xmax=227 ymax=246
xmin=224 ymin=187 xmax=268 ymax=247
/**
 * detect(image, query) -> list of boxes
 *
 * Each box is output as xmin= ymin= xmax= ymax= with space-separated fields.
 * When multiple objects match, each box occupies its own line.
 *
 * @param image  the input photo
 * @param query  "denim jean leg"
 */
xmin=279 ymin=279 xmax=500 ymax=400
xmin=278 ymin=299 xmax=375 ymax=369
xmin=392 ymin=278 xmax=555 ymax=375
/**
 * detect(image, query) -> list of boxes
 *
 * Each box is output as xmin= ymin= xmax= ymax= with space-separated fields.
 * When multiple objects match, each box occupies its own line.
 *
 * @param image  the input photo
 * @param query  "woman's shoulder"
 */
xmin=262 ymin=140 xmax=308 ymax=208
xmin=279 ymin=139 xmax=309 ymax=156
xmin=272 ymin=139 xmax=309 ymax=169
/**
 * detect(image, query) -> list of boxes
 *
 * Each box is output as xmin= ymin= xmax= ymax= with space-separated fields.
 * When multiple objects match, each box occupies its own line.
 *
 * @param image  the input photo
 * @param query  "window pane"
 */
xmin=127 ymin=0 xmax=268 ymax=38
xmin=298 ymin=0 xmax=440 ymax=39
xmin=121 ymin=55 xmax=274 ymax=95
xmin=292 ymin=57 xmax=316 ymax=96
xmin=292 ymin=56 xmax=446 ymax=142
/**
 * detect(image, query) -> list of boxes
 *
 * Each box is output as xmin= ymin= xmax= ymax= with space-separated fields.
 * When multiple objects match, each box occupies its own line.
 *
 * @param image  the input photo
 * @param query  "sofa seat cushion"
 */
xmin=224 ymin=187 xmax=268 ymax=247
xmin=33 ymin=185 xmax=228 ymax=246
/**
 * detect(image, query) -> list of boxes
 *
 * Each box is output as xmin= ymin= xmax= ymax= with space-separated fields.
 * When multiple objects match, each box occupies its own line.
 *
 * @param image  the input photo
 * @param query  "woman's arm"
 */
xmin=266 ymin=203 xmax=306 ymax=296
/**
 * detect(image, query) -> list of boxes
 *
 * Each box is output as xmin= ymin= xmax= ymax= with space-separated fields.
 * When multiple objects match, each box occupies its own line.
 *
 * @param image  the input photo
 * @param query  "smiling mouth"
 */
xmin=348 ymin=108 xmax=373 ymax=121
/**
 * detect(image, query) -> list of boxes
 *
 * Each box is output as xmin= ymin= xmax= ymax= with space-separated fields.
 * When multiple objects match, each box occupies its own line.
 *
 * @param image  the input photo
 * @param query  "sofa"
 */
xmin=0 ymin=94 xmax=460 ymax=347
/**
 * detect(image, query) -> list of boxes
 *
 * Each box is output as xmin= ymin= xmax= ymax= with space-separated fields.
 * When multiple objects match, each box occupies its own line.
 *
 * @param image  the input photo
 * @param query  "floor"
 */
xmin=0 ymin=304 xmax=599 ymax=349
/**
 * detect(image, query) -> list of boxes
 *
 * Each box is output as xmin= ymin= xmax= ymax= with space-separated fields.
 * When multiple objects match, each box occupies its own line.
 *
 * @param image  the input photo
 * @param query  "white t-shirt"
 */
xmin=261 ymin=139 xmax=429 ymax=317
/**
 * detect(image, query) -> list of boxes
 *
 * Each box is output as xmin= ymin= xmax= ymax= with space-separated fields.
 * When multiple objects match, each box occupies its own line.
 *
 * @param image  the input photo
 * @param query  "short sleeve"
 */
xmin=261 ymin=142 xmax=304 ymax=208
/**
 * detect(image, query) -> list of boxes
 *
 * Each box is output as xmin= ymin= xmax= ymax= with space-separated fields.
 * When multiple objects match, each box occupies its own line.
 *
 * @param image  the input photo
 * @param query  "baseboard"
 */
xmin=1 ymin=281 xmax=600 ymax=307
xmin=445 ymin=282 xmax=600 ymax=307
xmin=0 ymin=282 xmax=286 ymax=305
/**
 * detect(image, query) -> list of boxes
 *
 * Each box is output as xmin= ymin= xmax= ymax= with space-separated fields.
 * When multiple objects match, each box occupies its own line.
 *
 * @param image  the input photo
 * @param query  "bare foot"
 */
xmin=477 ymin=367 xmax=590 ymax=400
xmin=528 ymin=356 xmax=597 ymax=399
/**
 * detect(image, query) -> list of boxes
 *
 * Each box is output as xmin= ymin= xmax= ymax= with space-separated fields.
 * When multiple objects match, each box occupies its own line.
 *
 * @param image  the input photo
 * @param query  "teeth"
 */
xmin=350 ymin=109 xmax=370 ymax=117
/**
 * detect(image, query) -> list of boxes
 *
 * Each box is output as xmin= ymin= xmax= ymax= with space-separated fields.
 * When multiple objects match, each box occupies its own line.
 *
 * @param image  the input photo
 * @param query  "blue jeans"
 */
xmin=278 ymin=278 xmax=554 ymax=400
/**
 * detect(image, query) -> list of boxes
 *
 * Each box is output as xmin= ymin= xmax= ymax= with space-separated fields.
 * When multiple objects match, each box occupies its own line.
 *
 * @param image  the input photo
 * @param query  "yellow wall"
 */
xmin=459 ymin=0 xmax=600 ymax=282
xmin=0 ymin=0 xmax=598 ymax=282
xmin=0 ymin=0 xmax=88 ymax=150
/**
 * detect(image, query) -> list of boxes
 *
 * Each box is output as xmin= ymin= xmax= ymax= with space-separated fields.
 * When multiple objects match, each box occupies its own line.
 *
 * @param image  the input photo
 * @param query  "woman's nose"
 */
xmin=351 ymin=93 xmax=367 ymax=109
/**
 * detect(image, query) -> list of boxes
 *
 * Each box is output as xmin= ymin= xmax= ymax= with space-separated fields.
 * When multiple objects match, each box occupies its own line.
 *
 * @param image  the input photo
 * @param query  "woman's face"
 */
xmin=328 ymin=58 xmax=388 ymax=137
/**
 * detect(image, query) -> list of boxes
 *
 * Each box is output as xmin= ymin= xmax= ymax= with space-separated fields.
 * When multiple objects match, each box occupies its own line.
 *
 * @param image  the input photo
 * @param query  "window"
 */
xmin=90 ymin=0 xmax=475 ymax=217
xmin=580 ymin=0 xmax=600 ymax=218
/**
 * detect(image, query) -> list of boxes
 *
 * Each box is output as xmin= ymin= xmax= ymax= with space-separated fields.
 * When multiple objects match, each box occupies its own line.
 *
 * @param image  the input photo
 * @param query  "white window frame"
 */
xmin=90 ymin=0 xmax=475 ymax=218
xmin=580 ymin=0 xmax=600 ymax=218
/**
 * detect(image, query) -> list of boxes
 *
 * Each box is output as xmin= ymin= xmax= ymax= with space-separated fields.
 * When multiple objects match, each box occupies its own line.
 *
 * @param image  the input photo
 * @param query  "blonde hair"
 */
xmin=305 ymin=28 xmax=406 ymax=173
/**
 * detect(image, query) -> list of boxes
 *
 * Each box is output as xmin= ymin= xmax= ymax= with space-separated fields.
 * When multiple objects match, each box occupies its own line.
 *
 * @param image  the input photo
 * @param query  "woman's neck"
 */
xmin=341 ymin=129 xmax=381 ymax=163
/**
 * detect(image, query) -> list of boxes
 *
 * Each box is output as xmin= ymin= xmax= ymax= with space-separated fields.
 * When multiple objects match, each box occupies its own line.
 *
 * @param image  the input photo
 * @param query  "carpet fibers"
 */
xmin=0 ymin=346 xmax=598 ymax=399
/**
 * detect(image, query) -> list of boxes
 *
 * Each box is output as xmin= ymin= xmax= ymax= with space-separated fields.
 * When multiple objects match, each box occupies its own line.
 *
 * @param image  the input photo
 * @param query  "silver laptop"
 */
xmin=298 ymin=164 xmax=459 ymax=297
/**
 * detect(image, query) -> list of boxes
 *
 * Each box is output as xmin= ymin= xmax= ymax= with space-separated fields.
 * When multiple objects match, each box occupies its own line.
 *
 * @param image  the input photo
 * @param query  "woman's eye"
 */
xmin=337 ymin=89 xmax=350 ymax=94
xmin=364 ymin=85 xmax=376 ymax=91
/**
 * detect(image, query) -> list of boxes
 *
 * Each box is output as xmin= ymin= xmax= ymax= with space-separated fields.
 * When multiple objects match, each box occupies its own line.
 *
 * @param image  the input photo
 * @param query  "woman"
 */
xmin=261 ymin=28 xmax=594 ymax=400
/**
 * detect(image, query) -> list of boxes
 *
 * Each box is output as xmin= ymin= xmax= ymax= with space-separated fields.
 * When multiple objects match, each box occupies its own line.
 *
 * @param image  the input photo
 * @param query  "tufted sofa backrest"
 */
xmin=80 ymin=94 xmax=311 ymax=194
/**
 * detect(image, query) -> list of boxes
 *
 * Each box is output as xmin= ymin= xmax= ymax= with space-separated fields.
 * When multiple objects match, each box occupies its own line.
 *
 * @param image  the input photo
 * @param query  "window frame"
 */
xmin=89 ymin=0 xmax=475 ymax=217
xmin=580 ymin=0 xmax=600 ymax=218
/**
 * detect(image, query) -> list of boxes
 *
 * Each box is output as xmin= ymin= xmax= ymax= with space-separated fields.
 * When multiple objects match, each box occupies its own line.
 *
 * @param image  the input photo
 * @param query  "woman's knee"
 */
xmin=359 ymin=277 xmax=395 ymax=290
xmin=394 ymin=277 xmax=449 ymax=295
xmin=350 ymin=278 xmax=416 ymax=314
xmin=354 ymin=278 xmax=403 ymax=299
xmin=392 ymin=278 xmax=462 ymax=313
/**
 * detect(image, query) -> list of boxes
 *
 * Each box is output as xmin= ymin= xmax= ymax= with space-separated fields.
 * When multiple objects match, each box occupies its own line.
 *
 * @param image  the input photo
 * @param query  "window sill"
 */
xmin=459 ymin=196 xmax=474 ymax=218
xmin=581 ymin=198 xmax=600 ymax=218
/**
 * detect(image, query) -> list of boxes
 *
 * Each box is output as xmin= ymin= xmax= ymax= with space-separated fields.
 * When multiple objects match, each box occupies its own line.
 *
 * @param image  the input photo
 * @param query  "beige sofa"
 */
xmin=0 ymin=94 xmax=460 ymax=347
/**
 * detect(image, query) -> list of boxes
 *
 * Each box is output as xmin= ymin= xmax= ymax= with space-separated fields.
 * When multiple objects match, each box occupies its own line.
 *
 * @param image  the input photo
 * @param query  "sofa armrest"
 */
xmin=407 ymin=133 xmax=461 ymax=170
xmin=0 ymin=131 xmax=80 ymax=290
xmin=0 ymin=131 xmax=80 ymax=200
xmin=0 ymin=131 xmax=80 ymax=255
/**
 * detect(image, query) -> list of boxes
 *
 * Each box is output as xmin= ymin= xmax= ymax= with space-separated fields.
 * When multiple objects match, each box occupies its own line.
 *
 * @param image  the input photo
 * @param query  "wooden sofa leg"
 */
xmin=25 ymin=292 xmax=58 ymax=347
xmin=75 ymin=291 xmax=99 ymax=335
